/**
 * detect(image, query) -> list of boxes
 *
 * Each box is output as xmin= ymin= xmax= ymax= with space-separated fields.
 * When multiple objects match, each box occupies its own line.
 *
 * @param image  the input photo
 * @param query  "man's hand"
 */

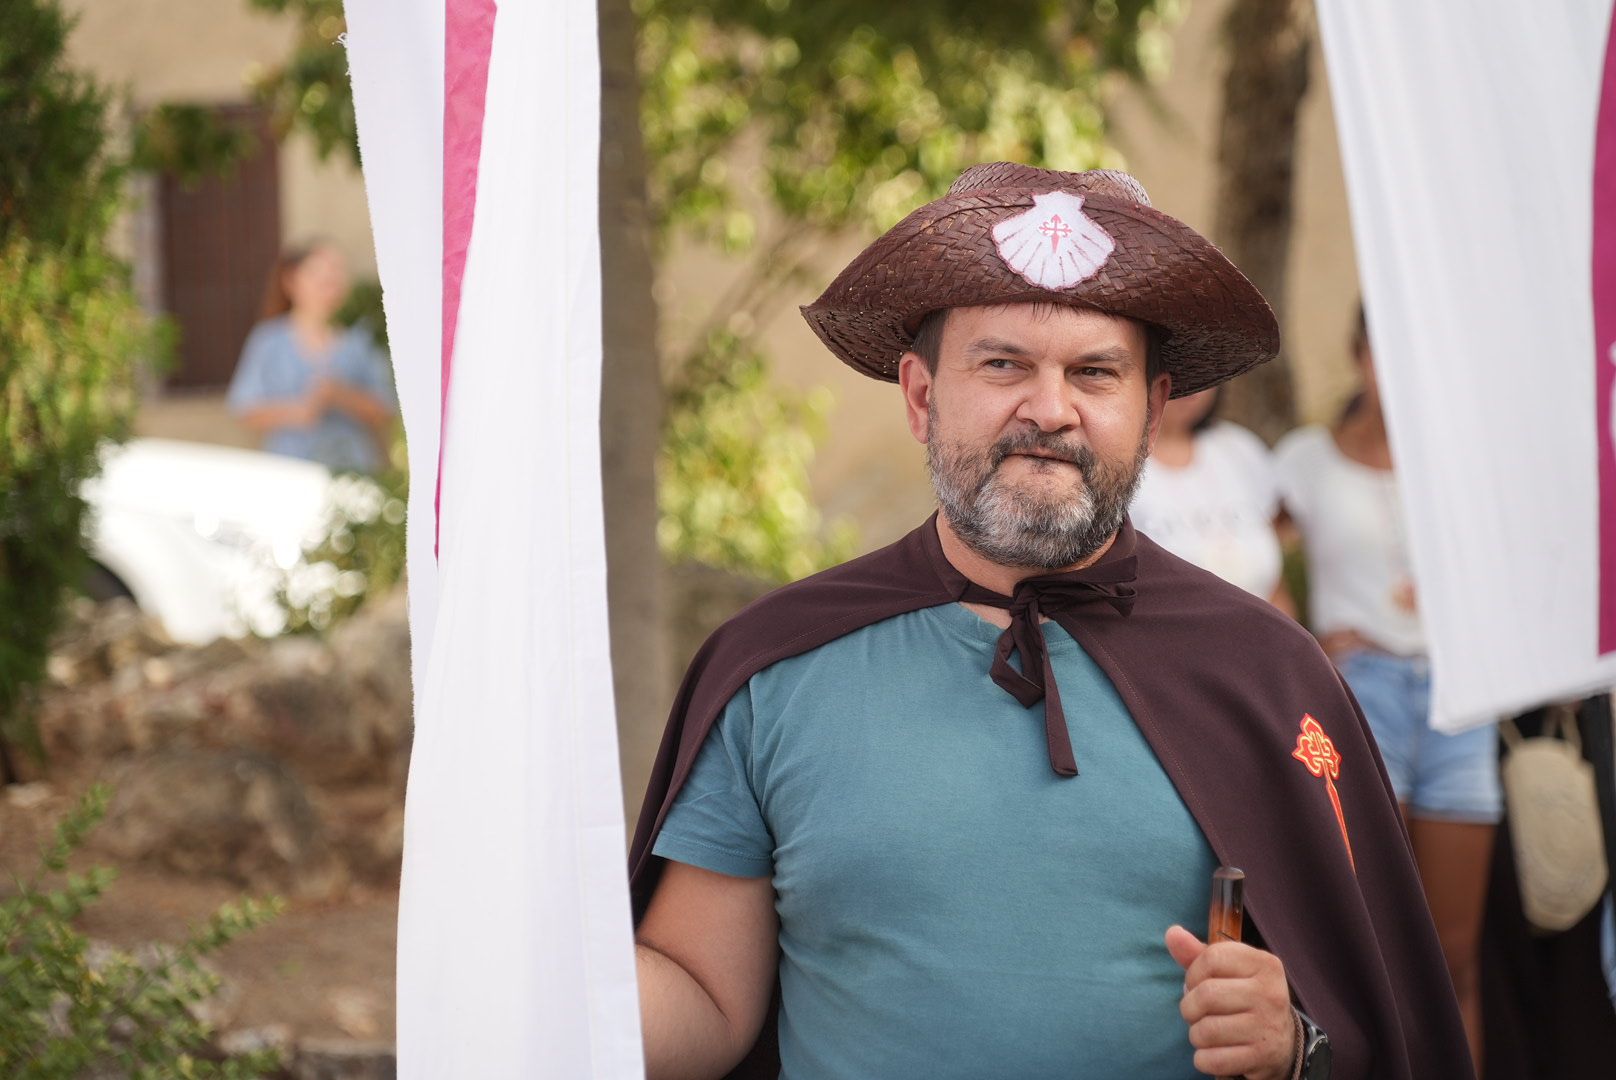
xmin=313 ymin=375 xmax=396 ymax=432
xmin=300 ymin=377 xmax=336 ymax=424
xmin=1166 ymin=925 xmax=1297 ymax=1080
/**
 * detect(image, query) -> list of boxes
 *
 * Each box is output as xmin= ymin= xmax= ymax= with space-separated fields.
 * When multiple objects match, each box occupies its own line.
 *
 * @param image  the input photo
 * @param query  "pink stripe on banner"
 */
xmin=438 ymin=0 xmax=498 ymax=554
xmin=1596 ymin=6 xmax=1616 ymax=654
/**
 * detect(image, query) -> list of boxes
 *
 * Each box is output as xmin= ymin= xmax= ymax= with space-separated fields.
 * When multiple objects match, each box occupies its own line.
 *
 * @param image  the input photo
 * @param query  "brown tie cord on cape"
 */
xmin=957 ymin=556 xmax=1138 ymax=776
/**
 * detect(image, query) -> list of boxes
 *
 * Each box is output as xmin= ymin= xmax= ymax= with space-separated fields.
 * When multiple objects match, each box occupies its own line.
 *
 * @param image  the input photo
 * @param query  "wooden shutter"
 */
xmin=157 ymin=104 xmax=281 ymax=390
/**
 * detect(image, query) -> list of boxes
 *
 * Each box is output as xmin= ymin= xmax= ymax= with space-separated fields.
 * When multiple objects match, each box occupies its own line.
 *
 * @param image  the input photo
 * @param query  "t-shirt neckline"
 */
xmin=924 ymin=600 xmax=1082 ymax=656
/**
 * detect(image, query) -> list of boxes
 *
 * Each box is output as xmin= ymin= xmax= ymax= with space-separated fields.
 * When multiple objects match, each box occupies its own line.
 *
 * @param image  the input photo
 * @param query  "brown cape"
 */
xmin=629 ymin=516 xmax=1473 ymax=1080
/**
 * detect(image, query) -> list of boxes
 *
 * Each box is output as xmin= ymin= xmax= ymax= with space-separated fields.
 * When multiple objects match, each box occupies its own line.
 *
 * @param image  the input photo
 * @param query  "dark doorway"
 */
xmin=157 ymin=104 xmax=280 ymax=390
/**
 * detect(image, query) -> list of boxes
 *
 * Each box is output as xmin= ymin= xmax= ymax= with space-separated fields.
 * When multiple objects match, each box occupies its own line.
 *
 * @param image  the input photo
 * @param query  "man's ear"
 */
xmin=1144 ymin=371 xmax=1172 ymax=453
xmin=898 ymin=352 xmax=933 ymax=445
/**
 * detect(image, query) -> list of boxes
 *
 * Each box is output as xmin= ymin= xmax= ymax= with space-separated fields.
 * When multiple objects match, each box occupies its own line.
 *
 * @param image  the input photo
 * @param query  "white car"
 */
xmin=82 ymin=438 xmax=344 ymax=642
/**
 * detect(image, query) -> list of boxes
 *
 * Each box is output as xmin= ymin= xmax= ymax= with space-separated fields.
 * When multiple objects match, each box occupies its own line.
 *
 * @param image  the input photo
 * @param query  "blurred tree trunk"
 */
xmin=598 ymin=0 xmax=667 ymax=826
xmin=1211 ymin=0 xmax=1314 ymax=442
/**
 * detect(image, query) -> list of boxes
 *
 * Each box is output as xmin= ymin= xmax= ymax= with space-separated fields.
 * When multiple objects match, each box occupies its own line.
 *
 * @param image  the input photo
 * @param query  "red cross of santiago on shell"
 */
xmin=991 ymin=191 xmax=1115 ymax=290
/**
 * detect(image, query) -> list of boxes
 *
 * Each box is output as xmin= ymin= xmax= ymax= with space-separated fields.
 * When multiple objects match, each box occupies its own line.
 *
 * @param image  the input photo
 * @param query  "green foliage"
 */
xmin=659 ymin=331 xmax=856 ymax=580
xmin=337 ymin=277 xmax=389 ymax=352
xmin=0 ymin=1 xmax=125 ymax=252
xmin=246 ymin=0 xmax=358 ymax=162
xmin=638 ymin=0 xmax=1177 ymax=242
xmin=0 ymin=243 xmax=159 ymax=759
xmin=0 ymin=786 xmax=285 ymax=1078
xmin=129 ymin=105 xmax=259 ymax=187
xmin=0 ymin=1 xmax=174 ymax=772
xmin=275 ymin=465 xmax=407 ymax=635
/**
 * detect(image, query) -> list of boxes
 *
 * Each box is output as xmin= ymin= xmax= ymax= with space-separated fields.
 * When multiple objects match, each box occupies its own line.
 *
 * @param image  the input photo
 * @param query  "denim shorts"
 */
xmin=1337 ymin=650 xmax=1502 ymax=824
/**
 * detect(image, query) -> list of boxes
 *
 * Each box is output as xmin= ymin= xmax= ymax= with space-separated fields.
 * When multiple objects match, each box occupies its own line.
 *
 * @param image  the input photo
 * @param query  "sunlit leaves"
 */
xmin=245 ymin=0 xmax=356 ymax=162
xmin=639 ymin=0 xmax=1174 ymax=240
xmin=658 ymin=331 xmax=856 ymax=581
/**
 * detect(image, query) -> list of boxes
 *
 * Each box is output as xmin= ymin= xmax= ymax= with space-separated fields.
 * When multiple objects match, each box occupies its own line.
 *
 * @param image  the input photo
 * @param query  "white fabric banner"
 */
xmin=347 ymin=1 xmax=645 ymax=1075
xmin=344 ymin=0 xmax=444 ymax=681
xmin=1318 ymin=1 xmax=1616 ymax=731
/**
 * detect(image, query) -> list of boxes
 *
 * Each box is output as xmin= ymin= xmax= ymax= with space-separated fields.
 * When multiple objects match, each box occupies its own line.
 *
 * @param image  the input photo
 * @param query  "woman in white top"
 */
xmin=1131 ymin=388 xmax=1292 ymax=611
xmin=1276 ymin=306 xmax=1498 ymax=1070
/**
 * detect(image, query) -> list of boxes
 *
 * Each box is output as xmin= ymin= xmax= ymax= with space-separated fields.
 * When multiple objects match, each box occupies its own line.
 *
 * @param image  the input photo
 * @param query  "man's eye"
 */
xmin=985 ymin=358 xmax=1017 ymax=370
xmin=1078 ymin=366 xmax=1117 ymax=379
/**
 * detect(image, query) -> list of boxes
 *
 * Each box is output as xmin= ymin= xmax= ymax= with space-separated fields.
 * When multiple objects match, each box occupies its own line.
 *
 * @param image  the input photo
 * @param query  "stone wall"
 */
xmin=38 ymin=591 xmax=412 ymax=898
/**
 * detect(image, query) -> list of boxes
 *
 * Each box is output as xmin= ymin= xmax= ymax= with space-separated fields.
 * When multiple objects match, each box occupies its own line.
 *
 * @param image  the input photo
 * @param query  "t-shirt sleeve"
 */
xmin=1220 ymin=423 xmax=1282 ymax=520
xmin=1273 ymin=427 xmax=1317 ymax=525
xmin=226 ymin=324 xmax=285 ymax=414
xmin=651 ymin=684 xmax=774 ymax=879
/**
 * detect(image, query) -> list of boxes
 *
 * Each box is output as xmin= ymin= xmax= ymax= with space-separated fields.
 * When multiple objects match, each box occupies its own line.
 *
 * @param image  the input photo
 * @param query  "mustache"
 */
xmin=989 ymin=430 xmax=1097 ymax=473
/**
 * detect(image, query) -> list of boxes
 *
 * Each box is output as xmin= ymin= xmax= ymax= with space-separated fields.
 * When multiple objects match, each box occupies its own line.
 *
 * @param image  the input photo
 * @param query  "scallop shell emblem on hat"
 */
xmin=991 ymin=191 xmax=1115 ymax=290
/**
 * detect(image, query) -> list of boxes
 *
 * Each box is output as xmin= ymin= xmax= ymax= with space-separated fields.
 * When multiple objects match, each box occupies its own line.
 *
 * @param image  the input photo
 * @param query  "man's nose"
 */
xmin=1014 ymin=371 xmax=1080 ymax=432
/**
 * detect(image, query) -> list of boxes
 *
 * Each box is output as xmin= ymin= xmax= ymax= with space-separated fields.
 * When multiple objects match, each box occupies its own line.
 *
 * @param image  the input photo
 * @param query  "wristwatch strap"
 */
xmin=1287 ymin=1008 xmax=1306 ymax=1080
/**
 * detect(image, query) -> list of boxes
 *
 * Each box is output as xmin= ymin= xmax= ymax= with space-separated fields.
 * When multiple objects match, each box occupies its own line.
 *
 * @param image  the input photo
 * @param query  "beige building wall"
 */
xmin=65 ymin=0 xmax=376 ymax=444
xmin=66 ymin=0 xmax=377 ymax=275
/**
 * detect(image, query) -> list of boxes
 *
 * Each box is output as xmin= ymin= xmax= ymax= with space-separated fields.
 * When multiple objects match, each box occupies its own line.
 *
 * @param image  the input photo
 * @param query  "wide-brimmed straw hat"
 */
xmin=801 ymin=162 xmax=1279 ymax=397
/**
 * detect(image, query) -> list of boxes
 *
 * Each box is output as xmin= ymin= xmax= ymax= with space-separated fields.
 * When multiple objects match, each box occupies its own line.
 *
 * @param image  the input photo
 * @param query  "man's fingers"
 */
xmin=1164 ymin=925 xmax=1206 ymax=972
xmin=1190 ymin=1016 xmax=1295 ymax=1080
xmin=1183 ymin=940 xmax=1275 ymax=991
xmin=1179 ymin=976 xmax=1258 ymax=1023
xmin=1192 ymin=1045 xmax=1264 ymax=1078
xmin=1174 ymin=939 xmax=1295 ymax=1080
xmin=1186 ymin=1011 xmax=1258 ymax=1050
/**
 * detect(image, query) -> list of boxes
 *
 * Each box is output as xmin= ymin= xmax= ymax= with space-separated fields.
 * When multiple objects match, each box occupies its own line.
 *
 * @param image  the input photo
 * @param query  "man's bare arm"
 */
xmin=636 ymin=861 xmax=778 ymax=1080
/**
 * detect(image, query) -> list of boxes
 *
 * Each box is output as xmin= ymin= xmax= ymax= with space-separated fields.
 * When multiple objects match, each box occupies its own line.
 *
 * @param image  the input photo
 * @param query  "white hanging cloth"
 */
xmin=1317 ymin=0 xmax=1616 ymax=730
xmin=345 ymin=0 xmax=645 ymax=1073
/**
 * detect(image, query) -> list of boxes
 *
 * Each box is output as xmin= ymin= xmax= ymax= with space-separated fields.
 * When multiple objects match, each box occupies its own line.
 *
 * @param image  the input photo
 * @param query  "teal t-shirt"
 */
xmin=653 ymin=602 xmax=1217 ymax=1079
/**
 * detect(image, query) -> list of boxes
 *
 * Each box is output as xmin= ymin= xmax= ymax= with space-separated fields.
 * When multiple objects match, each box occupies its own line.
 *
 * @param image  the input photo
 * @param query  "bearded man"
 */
xmin=628 ymin=164 xmax=1472 ymax=1080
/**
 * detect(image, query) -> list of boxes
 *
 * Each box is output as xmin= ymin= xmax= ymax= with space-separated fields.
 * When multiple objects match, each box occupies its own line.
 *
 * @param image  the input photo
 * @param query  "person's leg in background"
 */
xmin=1406 ymin=659 xmax=1501 ymax=1074
xmin=1411 ymin=814 xmax=1496 ymax=1069
xmin=1339 ymin=649 xmax=1497 ymax=1071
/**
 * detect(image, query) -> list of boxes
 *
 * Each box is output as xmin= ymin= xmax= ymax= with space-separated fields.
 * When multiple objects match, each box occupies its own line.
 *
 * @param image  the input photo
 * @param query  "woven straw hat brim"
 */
xmin=800 ymin=187 xmax=1279 ymax=397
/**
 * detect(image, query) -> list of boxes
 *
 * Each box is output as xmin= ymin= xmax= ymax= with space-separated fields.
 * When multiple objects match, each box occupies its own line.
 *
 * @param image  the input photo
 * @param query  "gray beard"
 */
xmin=926 ymin=400 xmax=1150 ymax=570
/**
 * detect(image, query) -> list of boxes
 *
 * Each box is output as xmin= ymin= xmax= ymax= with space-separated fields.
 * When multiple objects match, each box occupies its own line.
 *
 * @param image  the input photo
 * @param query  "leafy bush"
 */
xmin=0 ymin=242 xmax=157 ymax=767
xmin=0 ymin=2 xmax=125 ymax=251
xmin=0 ymin=0 xmax=172 ymax=778
xmin=0 ymin=786 xmax=284 ymax=1078
xmin=337 ymin=278 xmax=389 ymax=352
xmin=659 ymin=330 xmax=855 ymax=581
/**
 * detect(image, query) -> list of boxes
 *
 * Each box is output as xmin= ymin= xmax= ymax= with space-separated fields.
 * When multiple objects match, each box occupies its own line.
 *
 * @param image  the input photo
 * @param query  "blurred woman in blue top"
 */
xmin=228 ymin=241 xmax=396 ymax=473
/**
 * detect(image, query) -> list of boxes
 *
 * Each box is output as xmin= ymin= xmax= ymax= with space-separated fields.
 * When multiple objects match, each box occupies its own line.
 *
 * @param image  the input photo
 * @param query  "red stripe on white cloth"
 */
xmin=438 ymin=0 xmax=497 ymax=553
xmin=1595 ymin=8 xmax=1616 ymax=653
